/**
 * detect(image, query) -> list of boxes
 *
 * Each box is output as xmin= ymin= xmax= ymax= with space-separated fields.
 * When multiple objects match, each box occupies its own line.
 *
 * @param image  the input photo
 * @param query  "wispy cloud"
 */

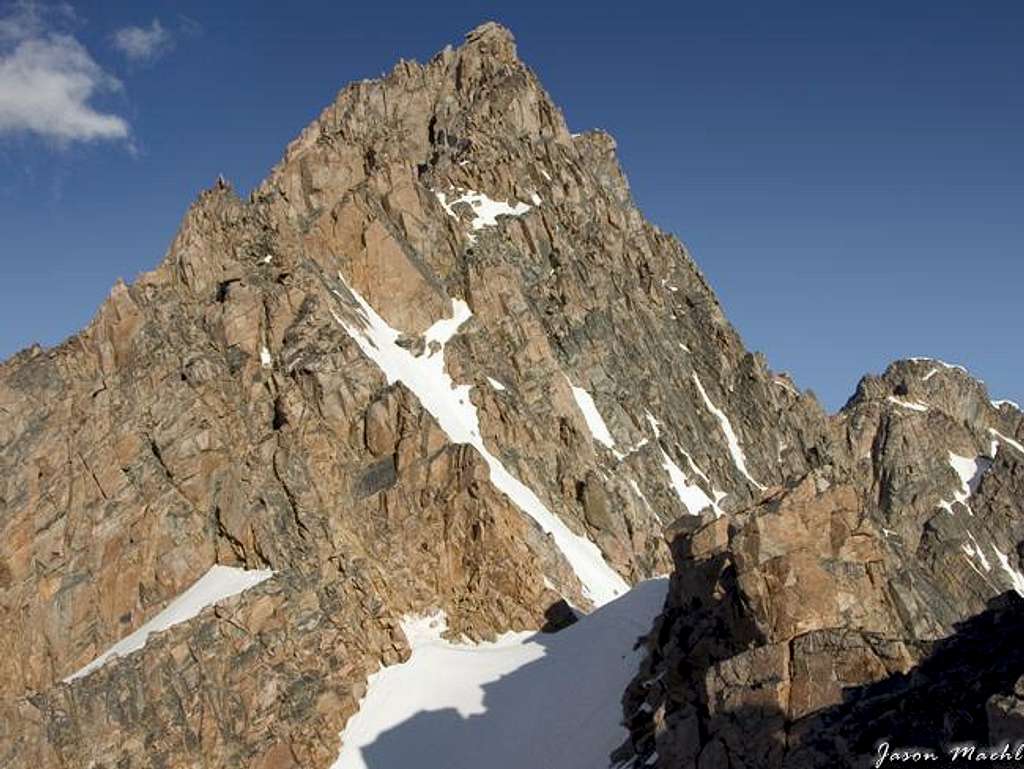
xmin=112 ymin=18 xmax=172 ymax=63
xmin=0 ymin=0 xmax=66 ymax=41
xmin=0 ymin=1 xmax=129 ymax=144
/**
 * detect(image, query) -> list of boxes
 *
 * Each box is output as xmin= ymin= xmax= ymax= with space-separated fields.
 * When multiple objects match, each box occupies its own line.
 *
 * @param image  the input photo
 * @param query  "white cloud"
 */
xmin=112 ymin=19 xmax=172 ymax=63
xmin=0 ymin=2 xmax=129 ymax=144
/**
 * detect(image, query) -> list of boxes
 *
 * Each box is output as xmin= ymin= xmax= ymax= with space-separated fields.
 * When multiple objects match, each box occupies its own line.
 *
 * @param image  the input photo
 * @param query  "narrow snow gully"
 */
xmin=692 ymin=373 xmax=765 ymax=491
xmin=329 ymin=275 xmax=628 ymax=607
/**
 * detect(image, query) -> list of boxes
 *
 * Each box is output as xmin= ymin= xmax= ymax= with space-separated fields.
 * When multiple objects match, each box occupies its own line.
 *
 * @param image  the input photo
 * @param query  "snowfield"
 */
xmin=332 ymin=579 xmax=668 ymax=769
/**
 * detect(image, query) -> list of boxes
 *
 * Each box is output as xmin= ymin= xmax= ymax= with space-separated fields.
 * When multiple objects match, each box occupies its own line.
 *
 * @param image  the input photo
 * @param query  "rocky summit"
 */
xmin=1 ymin=22 xmax=1022 ymax=769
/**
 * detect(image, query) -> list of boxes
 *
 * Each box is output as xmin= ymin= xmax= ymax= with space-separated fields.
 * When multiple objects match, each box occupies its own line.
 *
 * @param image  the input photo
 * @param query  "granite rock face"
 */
xmin=1 ymin=21 xmax=1022 ymax=769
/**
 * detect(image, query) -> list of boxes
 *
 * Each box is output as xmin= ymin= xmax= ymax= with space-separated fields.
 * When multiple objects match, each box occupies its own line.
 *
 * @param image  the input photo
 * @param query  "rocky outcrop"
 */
xmin=1 ymin=20 xmax=1022 ymax=769
xmin=618 ymin=362 xmax=1024 ymax=768
xmin=989 ymin=677 xmax=1024 ymax=746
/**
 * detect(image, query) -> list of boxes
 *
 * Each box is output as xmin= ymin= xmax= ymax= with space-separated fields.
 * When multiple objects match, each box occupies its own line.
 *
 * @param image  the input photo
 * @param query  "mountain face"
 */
xmin=0 ymin=22 xmax=1022 ymax=769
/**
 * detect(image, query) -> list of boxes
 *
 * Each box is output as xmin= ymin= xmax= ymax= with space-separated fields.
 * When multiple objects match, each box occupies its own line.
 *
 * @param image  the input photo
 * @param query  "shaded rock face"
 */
xmin=622 ymin=573 xmax=1024 ymax=769
xmin=0 ymin=20 xmax=1021 ymax=769
xmin=619 ymin=363 xmax=1024 ymax=768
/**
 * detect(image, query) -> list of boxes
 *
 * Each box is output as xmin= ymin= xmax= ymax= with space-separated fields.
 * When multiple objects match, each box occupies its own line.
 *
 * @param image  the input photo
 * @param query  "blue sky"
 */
xmin=1 ymin=0 xmax=1021 ymax=410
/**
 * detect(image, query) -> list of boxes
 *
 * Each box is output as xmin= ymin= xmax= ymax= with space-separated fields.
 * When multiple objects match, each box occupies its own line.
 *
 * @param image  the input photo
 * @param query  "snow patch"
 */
xmin=962 ymin=552 xmax=993 ymax=583
xmin=260 ymin=346 xmax=272 ymax=369
xmin=424 ymin=301 xmax=473 ymax=349
xmin=64 ymin=565 xmax=274 ymax=683
xmin=965 ymin=531 xmax=992 ymax=571
xmin=331 ymin=276 xmax=626 ymax=606
xmin=435 ymin=189 xmax=531 ymax=242
xmin=333 ymin=580 xmax=668 ymax=769
xmin=908 ymin=357 xmax=969 ymax=375
xmin=887 ymin=396 xmax=929 ymax=412
xmin=625 ymin=437 xmax=649 ymax=454
xmin=679 ymin=447 xmax=714 ymax=488
xmin=992 ymin=399 xmax=1021 ymax=411
xmin=990 ymin=428 xmax=1024 ymax=457
xmin=936 ymin=451 xmax=991 ymax=516
xmin=628 ymin=479 xmax=650 ymax=508
xmin=627 ymin=483 xmax=660 ymax=524
xmin=645 ymin=411 xmax=662 ymax=439
xmin=692 ymin=374 xmax=765 ymax=490
xmin=566 ymin=377 xmax=616 ymax=451
xmin=645 ymin=410 xmax=724 ymax=517
xmin=486 ymin=377 xmax=507 ymax=392
xmin=992 ymin=546 xmax=1024 ymax=597
xmin=773 ymin=378 xmax=798 ymax=396
xmin=950 ymin=453 xmax=990 ymax=495
xmin=611 ymin=437 xmax=649 ymax=462
xmin=658 ymin=444 xmax=723 ymax=517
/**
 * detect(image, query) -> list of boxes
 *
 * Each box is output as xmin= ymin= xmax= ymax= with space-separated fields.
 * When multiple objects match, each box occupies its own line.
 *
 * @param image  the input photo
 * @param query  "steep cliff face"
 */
xmin=0 ymin=22 xmax=1021 ymax=769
